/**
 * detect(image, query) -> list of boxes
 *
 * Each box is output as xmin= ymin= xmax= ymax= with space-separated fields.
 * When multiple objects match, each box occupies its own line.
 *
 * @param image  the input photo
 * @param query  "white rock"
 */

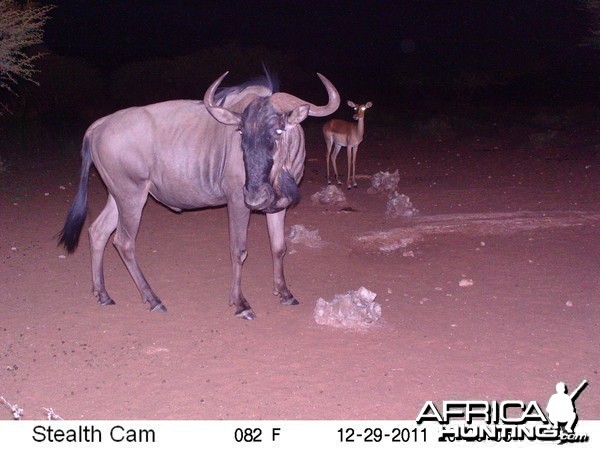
xmin=385 ymin=192 xmax=419 ymax=218
xmin=314 ymin=287 xmax=381 ymax=330
xmin=287 ymin=224 xmax=324 ymax=248
xmin=310 ymin=185 xmax=346 ymax=205
xmin=368 ymin=170 xmax=400 ymax=194
xmin=459 ymin=278 xmax=474 ymax=287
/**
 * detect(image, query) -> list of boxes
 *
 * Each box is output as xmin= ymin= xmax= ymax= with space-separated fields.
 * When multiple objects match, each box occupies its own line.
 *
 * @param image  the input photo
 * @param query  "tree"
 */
xmin=0 ymin=0 xmax=54 ymax=95
xmin=1 ymin=1 xmax=53 ymax=171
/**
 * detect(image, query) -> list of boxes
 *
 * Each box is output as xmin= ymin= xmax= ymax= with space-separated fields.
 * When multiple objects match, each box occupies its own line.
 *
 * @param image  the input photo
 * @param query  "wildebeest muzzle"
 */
xmin=243 ymin=169 xmax=299 ymax=213
xmin=243 ymin=183 xmax=275 ymax=211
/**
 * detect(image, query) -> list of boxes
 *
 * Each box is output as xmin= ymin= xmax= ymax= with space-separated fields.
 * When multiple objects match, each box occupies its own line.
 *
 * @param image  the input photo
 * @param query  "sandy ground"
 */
xmin=1 ymin=121 xmax=598 ymax=420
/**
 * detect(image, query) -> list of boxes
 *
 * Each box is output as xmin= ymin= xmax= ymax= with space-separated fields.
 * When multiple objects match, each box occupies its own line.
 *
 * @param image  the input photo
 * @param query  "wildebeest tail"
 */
xmin=58 ymin=136 xmax=93 ymax=253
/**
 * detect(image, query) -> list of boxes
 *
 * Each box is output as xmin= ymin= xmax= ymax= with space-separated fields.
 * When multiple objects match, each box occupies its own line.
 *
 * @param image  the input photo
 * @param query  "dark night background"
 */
xmin=1 ymin=0 xmax=599 ymax=145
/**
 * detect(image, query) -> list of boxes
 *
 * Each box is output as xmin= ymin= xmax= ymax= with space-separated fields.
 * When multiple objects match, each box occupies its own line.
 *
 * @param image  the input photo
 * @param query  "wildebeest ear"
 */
xmin=205 ymin=106 xmax=242 ymax=126
xmin=286 ymin=104 xmax=309 ymax=128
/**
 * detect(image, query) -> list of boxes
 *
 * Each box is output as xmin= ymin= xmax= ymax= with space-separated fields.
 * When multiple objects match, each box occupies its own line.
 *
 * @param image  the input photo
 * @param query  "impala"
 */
xmin=323 ymin=100 xmax=372 ymax=188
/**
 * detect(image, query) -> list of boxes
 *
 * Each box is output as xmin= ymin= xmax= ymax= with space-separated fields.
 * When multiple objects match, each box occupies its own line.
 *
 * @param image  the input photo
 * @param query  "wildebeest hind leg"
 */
xmin=89 ymin=195 xmax=119 ymax=306
xmin=112 ymin=196 xmax=167 ymax=312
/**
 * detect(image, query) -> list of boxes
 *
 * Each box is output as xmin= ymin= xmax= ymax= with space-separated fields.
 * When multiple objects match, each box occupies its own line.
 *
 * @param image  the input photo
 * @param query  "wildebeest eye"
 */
xmin=275 ymin=128 xmax=284 ymax=135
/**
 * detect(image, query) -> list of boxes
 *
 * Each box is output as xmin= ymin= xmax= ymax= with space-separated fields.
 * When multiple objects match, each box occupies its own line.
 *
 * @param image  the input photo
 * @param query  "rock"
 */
xmin=287 ymin=224 xmax=324 ymax=248
xmin=314 ymin=286 xmax=382 ymax=330
xmin=368 ymin=170 xmax=400 ymax=194
xmin=385 ymin=192 xmax=419 ymax=218
xmin=311 ymin=185 xmax=346 ymax=205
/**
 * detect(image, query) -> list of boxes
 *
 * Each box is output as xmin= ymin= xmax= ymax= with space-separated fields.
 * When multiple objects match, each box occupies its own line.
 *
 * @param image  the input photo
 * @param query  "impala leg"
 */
xmin=267 ymin=209 xmax=298 ymax=306
xmin=227 ymin=199 xmax=255 ymax=320
xmin=88 ymin=194 xmax=118 ymax=306
xmin=112 ymin=195 xmax=166 ymax=312
xmin=346 ymin=146 xmax=353 ymax=189
xmin=326 ymin=141 xmax=333 ymax=184
xmin=351 ymin=145 xmax=358 ymax=187
xmin=332 ymin=143 xmax=343 ymax=185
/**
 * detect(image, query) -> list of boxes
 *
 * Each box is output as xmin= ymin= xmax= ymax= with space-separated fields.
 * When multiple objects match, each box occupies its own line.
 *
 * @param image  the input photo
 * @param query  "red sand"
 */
xmin=1 ymin=123 xmax=598 ymax=420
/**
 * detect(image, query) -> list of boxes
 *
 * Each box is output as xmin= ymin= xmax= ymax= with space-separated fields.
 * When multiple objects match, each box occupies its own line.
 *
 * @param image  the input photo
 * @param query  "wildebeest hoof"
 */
xmin=97 ymin=297 xmax=115 ymax=306
xmin=280 ymin=297 xmax=299 ymax=306
xmin=235 ymin=308 xmax=256 ymax=320
xmin=150 ymin=303 xmax=167 ymax=312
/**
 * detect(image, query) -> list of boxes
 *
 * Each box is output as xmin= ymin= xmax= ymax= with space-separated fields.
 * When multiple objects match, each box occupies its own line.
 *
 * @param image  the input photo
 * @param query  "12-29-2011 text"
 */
xmin=338 ymin=426 xmax=427 ymax=443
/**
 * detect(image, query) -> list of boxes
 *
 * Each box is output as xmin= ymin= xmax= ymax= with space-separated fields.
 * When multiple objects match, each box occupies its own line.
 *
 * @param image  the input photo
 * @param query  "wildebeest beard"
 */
xmin=241 ymin=98 xmax=300 ymax=213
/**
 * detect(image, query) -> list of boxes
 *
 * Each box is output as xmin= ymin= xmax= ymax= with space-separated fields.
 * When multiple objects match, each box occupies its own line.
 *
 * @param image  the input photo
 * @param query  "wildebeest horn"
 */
xmin=203 ymin=71 xmax=242 ymax=125
xmin=271 ymin=73 xmax=340 ymax=117
xmin=204 ymin=71 xmax=228 ymax=108
xmin=204 ymin=72 xmax=340 ymax=119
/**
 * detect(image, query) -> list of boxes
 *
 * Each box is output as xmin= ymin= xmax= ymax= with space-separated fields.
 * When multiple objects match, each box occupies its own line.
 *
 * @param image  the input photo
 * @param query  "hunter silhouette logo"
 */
xmin=416 ymin=379 xmax=590 ymax=443
xmin=546 ymin=380 xmax=588 ymax=435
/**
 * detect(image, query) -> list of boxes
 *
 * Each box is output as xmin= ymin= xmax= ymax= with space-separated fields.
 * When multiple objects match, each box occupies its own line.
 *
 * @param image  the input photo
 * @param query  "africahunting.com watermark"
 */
xmin=416 ymin=379 xmax=590 ymax=444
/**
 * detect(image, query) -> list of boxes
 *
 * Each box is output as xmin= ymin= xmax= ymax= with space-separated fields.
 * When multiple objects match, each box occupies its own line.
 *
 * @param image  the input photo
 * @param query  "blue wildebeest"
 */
xmin=58 ymin=72 xmax=340 ymax=320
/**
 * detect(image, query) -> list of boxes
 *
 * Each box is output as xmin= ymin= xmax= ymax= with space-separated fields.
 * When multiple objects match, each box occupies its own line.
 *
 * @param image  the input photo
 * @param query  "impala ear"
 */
xmin=286 ymin=104 xmax=309 ymax=128
xmin=365 ymin=101 xmax=373 ymax=108
xmin=347 ymin=100 xmax=356 ymax=108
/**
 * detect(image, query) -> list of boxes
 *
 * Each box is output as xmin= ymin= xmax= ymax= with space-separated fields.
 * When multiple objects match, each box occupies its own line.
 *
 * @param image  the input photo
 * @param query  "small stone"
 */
xmin=459 ymin=278 xmax=474 ymax=287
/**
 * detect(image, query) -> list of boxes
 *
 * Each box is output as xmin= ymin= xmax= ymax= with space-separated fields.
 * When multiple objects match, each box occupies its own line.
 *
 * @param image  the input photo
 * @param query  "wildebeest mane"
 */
xmin=214 ymin=69 xmax=280 ymax=106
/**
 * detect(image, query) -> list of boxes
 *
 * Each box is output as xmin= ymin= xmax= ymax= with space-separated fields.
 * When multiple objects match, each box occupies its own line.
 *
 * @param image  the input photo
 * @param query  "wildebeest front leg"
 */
xmin=267 ymin=209 xmax=299 ymax=306
xmin=227 ymin=201 xmax=255 ymax=320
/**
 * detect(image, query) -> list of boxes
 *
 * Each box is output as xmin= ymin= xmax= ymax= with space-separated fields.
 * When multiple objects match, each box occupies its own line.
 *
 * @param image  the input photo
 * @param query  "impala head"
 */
xmin=204 ymin=72 xmax=339 ymax=213
xmin=348 ymin=100 xmax=373 ymax=121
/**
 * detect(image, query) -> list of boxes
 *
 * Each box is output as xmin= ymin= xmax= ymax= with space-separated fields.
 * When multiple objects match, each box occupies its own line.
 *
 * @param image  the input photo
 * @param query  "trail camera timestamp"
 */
xmin=338 ymin=427 xmax=427 ymax=443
